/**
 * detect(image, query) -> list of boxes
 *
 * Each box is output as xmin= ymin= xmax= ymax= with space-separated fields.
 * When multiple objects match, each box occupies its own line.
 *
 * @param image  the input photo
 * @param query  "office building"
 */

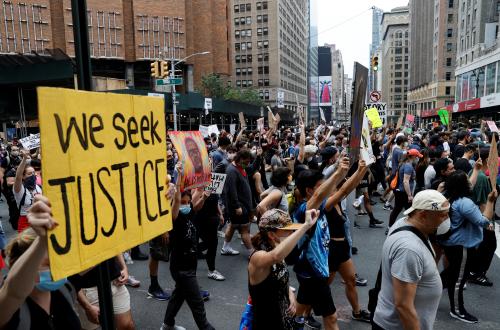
xmin=369 ymin=6 xmax=384 ymax=92
xmin=308 ymin=0 xmax=319 ymax=122
xmin=229 ymin=0 xmax=309 ymax=111
xmin=380 ymin=6 xmax=410 ymax=121
xmin=343 ymin=74 xmax=353 ymax=124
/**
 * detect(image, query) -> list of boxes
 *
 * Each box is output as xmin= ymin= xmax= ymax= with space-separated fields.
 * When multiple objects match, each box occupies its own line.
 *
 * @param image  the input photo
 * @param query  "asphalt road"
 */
xmin=1 ymin=197 xmax=500 ymax=330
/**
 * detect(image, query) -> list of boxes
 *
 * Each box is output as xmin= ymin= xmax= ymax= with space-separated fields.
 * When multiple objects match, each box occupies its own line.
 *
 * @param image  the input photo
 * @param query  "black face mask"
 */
xmin=167 ymin=159 xmax=175 ymax=170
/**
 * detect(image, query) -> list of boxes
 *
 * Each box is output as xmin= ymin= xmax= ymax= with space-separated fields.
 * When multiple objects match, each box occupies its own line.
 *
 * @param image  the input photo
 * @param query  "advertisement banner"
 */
xmin=319 ymin=76 xmax=333 ymax=107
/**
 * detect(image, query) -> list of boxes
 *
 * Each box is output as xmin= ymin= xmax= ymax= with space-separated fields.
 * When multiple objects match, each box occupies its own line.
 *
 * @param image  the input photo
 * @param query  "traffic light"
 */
xmin=150 ymin=61 xmax=159 ymax=77
xmin=160 ymin=61 xmax=170 ymax=78
xmin=372 ymin=56 xmax=379 ymax=71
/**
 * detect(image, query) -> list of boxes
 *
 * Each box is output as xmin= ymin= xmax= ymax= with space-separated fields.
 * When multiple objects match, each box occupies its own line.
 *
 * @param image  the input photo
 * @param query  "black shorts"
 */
xmin=296 ymin=276 xmax=336 ymax=317
xmin=328 ymin=240 xmax=351 ymax=272
xmin=229 ymin=209 xmax=249 ymax=225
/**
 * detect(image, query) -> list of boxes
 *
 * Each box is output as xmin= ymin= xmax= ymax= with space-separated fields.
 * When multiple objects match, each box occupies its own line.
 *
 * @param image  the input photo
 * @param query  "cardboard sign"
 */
xmin=169 ymin=131 xmax=211 ymax=191
xmin=487 ymin=121 xmax=499 ymax=133
xmin=208 ymin=125 xmax=219 ymax=136
xmin=364 ymin=108 xmax=383 ymax=128
xmin=239 ymin=112 xmax=246 ymax=129
xmin=19 ymin=133 xmax=41 ymax=150
xmin=199 ymin=125 xmax=209 ymax=137
xmin=229 ymin=124 xmax=236 ymax=136
xmin=488 ymin=134 xmax=498 ymax=192
xmin=396 ymin=113 xmax=404 ymax=130
xmin=38 ymin=87 xmax=171 ymax=280
xmin=360 ymin=114 xmax=376 ymax=166
xmin=267 ymin=107 xmax=275 ymax=129
xmin=438 ymin=109 xmax=449 ymax=125
xmin=205 ymin=173 xmax=227 ymax=194
xmin=257 ymin=117 xmax=265 ymax=133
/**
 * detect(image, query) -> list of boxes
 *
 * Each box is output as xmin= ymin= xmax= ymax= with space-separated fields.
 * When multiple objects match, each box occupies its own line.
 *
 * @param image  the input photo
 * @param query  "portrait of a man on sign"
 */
xmin=169 ymin=131 xmax=211 ymax=191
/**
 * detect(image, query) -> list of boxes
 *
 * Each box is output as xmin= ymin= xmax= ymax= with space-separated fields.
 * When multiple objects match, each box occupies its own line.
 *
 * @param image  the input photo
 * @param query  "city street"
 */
xmin=2 ymin=198 xmax=499 ymax=329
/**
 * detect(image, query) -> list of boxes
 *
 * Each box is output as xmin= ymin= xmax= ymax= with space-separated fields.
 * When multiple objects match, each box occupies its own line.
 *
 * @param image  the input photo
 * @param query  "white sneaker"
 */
xmin=221 ymin=247 xmax=240 ymax=255
xmin=160 ymin=324 xmax=186 ymax=330
xmin=123 ymin=252 xmax=133 ymax=265
xmin=208 ymin=270 xmax=226 ymax=281
xmin=217 ymin=231 xmax=226 ymax=238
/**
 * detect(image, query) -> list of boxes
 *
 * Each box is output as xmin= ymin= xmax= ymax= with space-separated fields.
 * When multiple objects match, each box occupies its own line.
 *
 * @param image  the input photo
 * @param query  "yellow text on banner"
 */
xmin=364 ymin=108 xmax=383 ymax=128
xmin=38 ymin=87 xmax=172 ymax=280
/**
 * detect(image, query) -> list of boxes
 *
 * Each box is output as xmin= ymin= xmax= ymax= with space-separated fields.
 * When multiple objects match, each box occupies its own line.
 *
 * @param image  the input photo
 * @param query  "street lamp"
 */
xmin=164 ymin=51 xmax=210 ymax=130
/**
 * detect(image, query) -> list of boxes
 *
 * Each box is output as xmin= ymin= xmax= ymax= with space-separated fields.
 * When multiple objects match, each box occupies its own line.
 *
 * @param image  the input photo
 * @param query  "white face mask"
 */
xmin=436 ymin=218 xmax=451 ymax=235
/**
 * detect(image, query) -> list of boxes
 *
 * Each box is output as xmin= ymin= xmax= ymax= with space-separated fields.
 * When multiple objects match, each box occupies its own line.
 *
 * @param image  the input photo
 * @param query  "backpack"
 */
xmin=368 ymin=225 xmax=435 ymax=323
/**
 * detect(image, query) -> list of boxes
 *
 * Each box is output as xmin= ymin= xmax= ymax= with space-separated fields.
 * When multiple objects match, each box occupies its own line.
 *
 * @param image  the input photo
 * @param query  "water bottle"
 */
xmin=239 ymin=296 xmax=253 ymax=330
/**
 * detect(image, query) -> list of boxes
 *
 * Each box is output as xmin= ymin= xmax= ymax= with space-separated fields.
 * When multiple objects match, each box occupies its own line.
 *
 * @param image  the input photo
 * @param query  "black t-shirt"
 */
xmin=454 ymin=157 xmax=473 ymax=174
xmin=170 ymin=208 xmax=198 ymax=271
xmin=372 ymin=140 xmax=381 ymax=158
xmin=6 ymin=289 xmax=81 ymax=330
xmin=68 ymin=258 xmax=121 ymax=290
xmin=325 ymin=205 xmax=347 ymax=238
xmin=453 ymin=144 xmax=466 ymax=159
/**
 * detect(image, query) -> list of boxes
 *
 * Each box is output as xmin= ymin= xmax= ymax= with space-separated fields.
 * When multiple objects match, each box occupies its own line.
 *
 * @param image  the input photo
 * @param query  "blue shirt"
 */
xmin=391 ymin=147 xmax=404 ymax=174
xmin=440 ymin=197 xmax=490 ymax=248
xmin=293 ymin=200 xmax=330 ymax=278
xmin=397 ymin=163 xmax=415 ymax=192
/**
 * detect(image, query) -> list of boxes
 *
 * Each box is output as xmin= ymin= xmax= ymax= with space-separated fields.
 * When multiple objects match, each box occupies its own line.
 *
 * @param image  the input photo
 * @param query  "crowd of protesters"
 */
xmin=0 ymin=116 xmax=499 ymax=329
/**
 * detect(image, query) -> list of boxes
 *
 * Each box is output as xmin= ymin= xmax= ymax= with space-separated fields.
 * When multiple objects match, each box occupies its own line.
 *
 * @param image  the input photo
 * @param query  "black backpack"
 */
xmin=368 ymin=225 xmax=435 ymax=323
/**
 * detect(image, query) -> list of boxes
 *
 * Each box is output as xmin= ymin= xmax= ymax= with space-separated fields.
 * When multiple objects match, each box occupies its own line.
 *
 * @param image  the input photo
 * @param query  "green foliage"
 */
xmin=198 ymin=73 xmax=264 ymax=106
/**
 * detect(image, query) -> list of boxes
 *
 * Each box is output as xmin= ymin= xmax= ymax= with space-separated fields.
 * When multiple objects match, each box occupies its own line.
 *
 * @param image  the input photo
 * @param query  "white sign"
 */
xmin=19 ymin=133 xmax=40 ymax=150
xmin=205 ymin=173 xmax=227 ymax=194
xmin=360 ymin=114 xmax=376 ymax=166
xmin=364 ymin=103 xmax=387 ymax=126
xmin=204 ymin=98 xmax=212 ymax=110
xmin=208 ymin=124 xmax=220 ymax=136
xmin=257 ymin=118 xmax=265 ymax=133
xmin=277 ymin=90 xmax=285 ymax=109
xmin=369 ymin=91 xmax=381 ymax=103
xmin=229 ymin=124 xmax=236 ymax=136
xmin=481 ymin=93 xmax=500 ymax=109
xmin=199 ymin=125 xmax=209 ymax=137
xmin=319 ymin=108 xmax=326 ymax=122
xmin=147 ymin=92 xmax=165 ymax=99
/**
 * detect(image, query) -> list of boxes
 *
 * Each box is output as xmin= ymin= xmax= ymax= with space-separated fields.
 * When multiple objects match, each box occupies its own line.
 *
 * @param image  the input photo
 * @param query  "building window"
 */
xmin=241 ymin=55 xmax=246 ymax=62
xmin=263 ymin=14 xmax=268 ymax=22
xmin=246 ymin=29 xmax=252 ymax=37
xmin=448 ymin=0 xmax=454 ymax=8
xmin=241 ymin=43 xmax=246 ymax=51
xmin=246 ymin=16 xmax=252 ymax=24
xmin=258 ymin=79 xmax=263 ymax=86
xmin=264 ymin=90 xmax=269 ymax=100
xmin=257 ymin=41 xmax=263 ymax=48
xmin=263 ymin=27 xmax=268 ymax=35
xmin=486 ymin=62 xmax=496 ymax=95
xmin=234 ymin=5 xmax=239 ymax=13
xmin=446 ymin=58 xmax=452 ymax=66
xmin=236 ymin=68 xmax=241 ymax=75
xmin=264 ymin=79 xmax=270 ymax=86
xmin=241 ymin=68 xmax=247 ymax=75
xmin=235 ymin=43 xmax=240 ymax=51
xmin=235 ymin=55 xmax=240 ymax=63
xmin=240 ymin=4 xmax=245 ymax=12
xmin=447 ymin=28 xmax=453 ymax=38
xmin=247 ymin=42 xmax=252 ymax=49
xmin=248 ymin=67 xmax=253 ymax=74
xmin=240 ymin=17 xmax=245 ymax=25
xmin=246 ymin=4 xmax=251 ymax=11
xmin=235 ymin=30 xmax=240 ymax=38
xmin=263 ymin=40 xmax=269 ymax=48
xmin=447 ymin=43 xmax=453 ymax=51
xmin=234 ymin=18 xmax=239 ymax=25
xmin=257 ymin=28 xmax=263 ymax=36
xmin=256 ymin=2 xmax=262 ymax=10
xmin=448 ymin=14 xmax=453 ymax=23
xmin=446 ymin=86 xmax=451 ymax=95
xmin=262 ymin=1 xmax=268 ymax=9
xmin=247 ymin=55 xmax=253 ymax=62
xmin=257 ymin=15 xmax=262 ymax=23
xmin=446 ymin=72 xmax=451 ymax=80
xmin=248 ymin=80 xmax=253 ymax=87
xmin=236 ymin=80 xmax=241 ymax=87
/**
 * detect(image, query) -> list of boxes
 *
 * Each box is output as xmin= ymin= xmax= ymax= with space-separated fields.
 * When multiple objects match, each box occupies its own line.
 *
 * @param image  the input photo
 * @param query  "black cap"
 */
xmin=320 ymin=146 xmax=338 ymax=159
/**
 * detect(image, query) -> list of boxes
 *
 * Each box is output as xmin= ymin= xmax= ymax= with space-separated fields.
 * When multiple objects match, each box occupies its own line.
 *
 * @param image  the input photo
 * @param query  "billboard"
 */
xmin=318 ymin=76 xmax=333 ymax=106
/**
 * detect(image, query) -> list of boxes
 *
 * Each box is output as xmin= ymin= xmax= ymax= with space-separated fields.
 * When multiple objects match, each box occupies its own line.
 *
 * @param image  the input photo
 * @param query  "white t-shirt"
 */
xmin=423 ymin=165 xmax=436 ymax=189
xmin=14 ymin=185 xmax=42 ymax=216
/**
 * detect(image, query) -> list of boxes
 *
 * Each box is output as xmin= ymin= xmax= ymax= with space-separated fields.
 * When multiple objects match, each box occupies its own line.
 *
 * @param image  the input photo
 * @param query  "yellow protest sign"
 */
xmin=38 ymin=87 xmax=171 ymax=280
xmin=364 ymin=108 xmax=383 ymax=128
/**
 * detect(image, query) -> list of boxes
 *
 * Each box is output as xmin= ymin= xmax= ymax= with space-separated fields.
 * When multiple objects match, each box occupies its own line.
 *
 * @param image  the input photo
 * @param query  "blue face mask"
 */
xmin=36 ymin=270 xmax=68 ymax=292
xmin=179 ymin=205 xmax=191 ymax=215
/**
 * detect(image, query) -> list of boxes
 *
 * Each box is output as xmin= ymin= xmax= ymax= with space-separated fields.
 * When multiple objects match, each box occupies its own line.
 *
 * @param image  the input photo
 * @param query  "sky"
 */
xmin=316 ymin=0 xmax=409 ymax=76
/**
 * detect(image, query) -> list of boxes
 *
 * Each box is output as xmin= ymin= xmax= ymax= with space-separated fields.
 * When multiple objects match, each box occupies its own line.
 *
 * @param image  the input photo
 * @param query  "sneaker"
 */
xmin=358 ymin=211 xmax=368 ymax=216
xmin=354 ymin=221 xmax=361 ymax=228
xmin=352 ymin=309 xmax=371 ymax=323
xmin=305 ymin=315 xmax=322 ymax=329
xmin=200 ymin=289 xmax=210 ymax=301
xmin=353 ymin=200 xmax=361 ymax=208
xmin=123 ymin=252 xmax=133 ymax=265
xmin=208 ymin=270 xmax=226 ymax=281
xmin=126 ymin=275 xmax=141 ymax=288
xmin=148 ymin=286 xmax=170 ymax=301
xmin=355 ymin=274 xmax=368 ymax=286
xmin=369 ymin=219 xmax=384 ymax=228
xmin=449 ymin=310 xmax=478 ymax=323
xmin=221 ymin=247 xmax=240 ymax=255
xmin=469 ymin=273 xmax=493 ymax=287
xmin=160 ymin=324 xmax=186 ymax=330
xmin=383 ymin=204 xmax=394 ymax=211
xmin=351 ymin=247 xmax=358 ymax=255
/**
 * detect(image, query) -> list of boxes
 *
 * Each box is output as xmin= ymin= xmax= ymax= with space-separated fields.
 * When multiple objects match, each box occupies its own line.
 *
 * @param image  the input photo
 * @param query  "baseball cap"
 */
xmin=407 ymin=149 xmax=423 ymax=158
xmin=259 ymin=209 xmax=303 ymax=231
xmin=403 ymin=190 xmax=450 ymax=215
xmin=320 ymin=146 xmax=338 ymax=159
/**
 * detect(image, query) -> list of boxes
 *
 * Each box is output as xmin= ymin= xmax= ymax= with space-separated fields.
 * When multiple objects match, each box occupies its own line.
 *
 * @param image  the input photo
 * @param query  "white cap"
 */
xmin=304 ymin=145 xmax=318 ymax=154
xmin=403 ymin=190 xmax=450 ymax=215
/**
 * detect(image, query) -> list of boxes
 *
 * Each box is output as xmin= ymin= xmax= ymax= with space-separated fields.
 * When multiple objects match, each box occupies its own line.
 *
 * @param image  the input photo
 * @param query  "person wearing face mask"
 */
xmin=1 ymin=145 xmax=22 ymax=231
xmin=0 ymin=195 xmax=81 ymax=329
xmin=388 ymin=149 xmax=422 ymax=229
xmin=439 ymin=171 xmax=497 ymax=323
xmin=161 ymin=167 xmax=215 ymax=330
xmin=373 ymin=190 xmax=450 ymax=330
xmin=13 ymin=149 xmax=42 ymax=233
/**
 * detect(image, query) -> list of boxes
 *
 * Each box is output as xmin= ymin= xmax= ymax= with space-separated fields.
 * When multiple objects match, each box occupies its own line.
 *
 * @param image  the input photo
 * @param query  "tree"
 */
xmin=198 ymin=73 xmax=265 ymax=106
xmin=199 ymin=73 xmax=226 ymax=98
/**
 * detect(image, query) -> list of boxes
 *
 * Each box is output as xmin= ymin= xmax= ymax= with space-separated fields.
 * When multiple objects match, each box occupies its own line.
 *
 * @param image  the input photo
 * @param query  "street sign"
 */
xmin=156 ymin=77 xmax=183 ymax=86
xmin=369 ymin=91 xmax=381 ymax=103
